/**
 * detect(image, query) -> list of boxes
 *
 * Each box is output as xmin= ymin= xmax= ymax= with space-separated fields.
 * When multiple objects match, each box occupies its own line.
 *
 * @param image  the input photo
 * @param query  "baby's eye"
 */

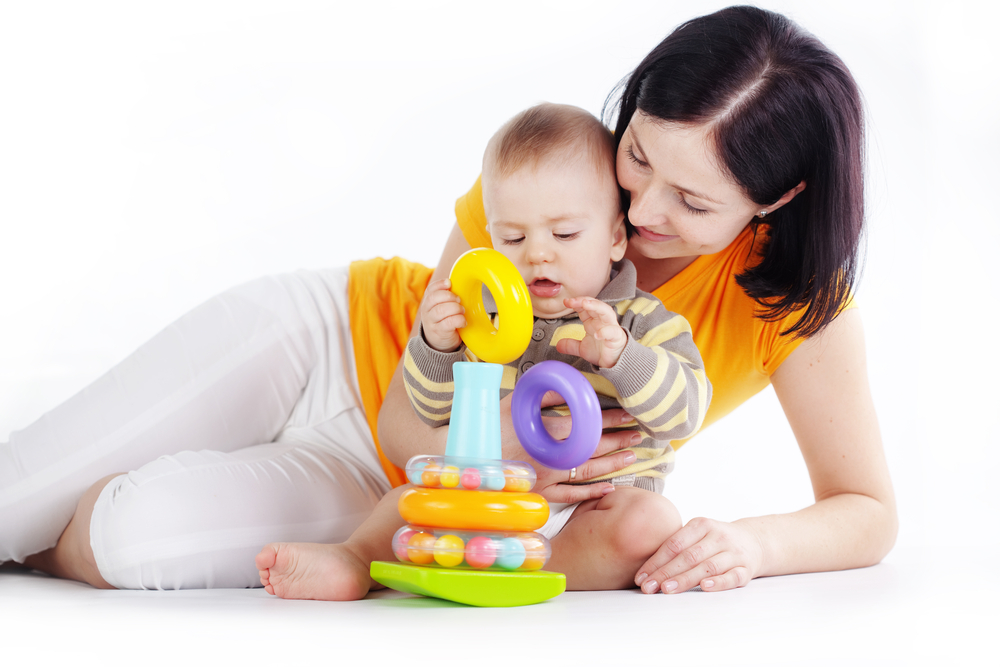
xmin=554 ymin=232 xmax=580 ymax=241
xmin=500 ymin=237 xmax=524 ymax=246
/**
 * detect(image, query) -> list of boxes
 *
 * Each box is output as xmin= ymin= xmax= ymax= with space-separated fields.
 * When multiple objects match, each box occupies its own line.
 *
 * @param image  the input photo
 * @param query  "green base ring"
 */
xmin=370 ymin=561 xmax=565 ymax=607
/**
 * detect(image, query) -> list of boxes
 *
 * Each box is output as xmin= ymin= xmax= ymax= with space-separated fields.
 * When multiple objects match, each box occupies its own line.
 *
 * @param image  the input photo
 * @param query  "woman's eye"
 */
xmin=626 ymin=145 xmax=649 ymax=168
xmin=680 ymin=196 xmax=708 ymax=216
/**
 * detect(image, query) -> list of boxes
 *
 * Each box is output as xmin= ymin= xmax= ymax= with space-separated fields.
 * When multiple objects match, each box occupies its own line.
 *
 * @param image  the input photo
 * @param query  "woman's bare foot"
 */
xmin=256 ymin=542 xmax=377 ymax=601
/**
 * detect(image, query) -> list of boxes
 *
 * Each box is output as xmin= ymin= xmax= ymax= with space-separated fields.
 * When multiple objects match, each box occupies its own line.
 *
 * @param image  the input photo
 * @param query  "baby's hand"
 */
xmin=419 ymin=279 xmax=466 ymax=352
xmin=556 ymin=296 xmax=627 ymax=368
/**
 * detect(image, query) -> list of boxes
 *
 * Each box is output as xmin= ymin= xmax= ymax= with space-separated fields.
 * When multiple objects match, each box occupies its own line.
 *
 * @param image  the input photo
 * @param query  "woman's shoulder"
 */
xmin=455 ymin=175 xmax=492 ymax=249
xmin=647 ymin=226 xmax=813 ymax=376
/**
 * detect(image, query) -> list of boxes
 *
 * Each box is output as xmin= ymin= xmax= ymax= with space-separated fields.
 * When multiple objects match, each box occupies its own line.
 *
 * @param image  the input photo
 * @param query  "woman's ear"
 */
xmin=611 ymin=212 xmax=627 ymax=262
xmin=766 ymin=180 xmax=807 ymax=214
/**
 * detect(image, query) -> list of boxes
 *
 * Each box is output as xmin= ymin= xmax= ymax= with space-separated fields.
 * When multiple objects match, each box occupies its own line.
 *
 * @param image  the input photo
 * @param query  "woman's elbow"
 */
xmin=863 ymin=494 xmax=899 ymax=567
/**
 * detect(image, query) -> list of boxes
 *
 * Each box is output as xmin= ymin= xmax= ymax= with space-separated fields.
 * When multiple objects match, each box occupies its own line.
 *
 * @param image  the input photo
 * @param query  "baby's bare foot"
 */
xmin=255 ymin=542 xmax=372 ymax=601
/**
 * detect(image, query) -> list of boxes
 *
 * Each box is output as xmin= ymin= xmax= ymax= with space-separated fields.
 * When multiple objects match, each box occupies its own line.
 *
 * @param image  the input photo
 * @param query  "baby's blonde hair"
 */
xmin=483 ymin=103 xmax=617 ymax=188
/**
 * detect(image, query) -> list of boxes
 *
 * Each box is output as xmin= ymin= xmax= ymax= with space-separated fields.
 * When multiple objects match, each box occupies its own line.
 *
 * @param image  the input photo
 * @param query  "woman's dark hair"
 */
xmin=605 ymin=5 xmax=864 ymax=339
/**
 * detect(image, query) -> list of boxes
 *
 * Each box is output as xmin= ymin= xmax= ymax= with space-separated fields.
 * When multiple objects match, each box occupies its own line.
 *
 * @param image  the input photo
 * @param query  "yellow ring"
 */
xmin=449 ymin=248 xmax=533 ymax=364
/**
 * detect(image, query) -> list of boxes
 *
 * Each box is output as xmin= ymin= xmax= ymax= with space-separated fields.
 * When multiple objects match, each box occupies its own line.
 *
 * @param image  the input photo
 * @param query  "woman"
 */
xmin=0 ymin=6 xmax=895 ymax=592
xmin=374 ymin=5 xmax=895 ymax=594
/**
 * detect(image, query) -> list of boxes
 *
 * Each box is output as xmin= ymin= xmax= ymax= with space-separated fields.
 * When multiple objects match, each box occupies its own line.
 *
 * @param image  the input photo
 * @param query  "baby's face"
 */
xmin=484 ymin=154 xmax=626 ymax=319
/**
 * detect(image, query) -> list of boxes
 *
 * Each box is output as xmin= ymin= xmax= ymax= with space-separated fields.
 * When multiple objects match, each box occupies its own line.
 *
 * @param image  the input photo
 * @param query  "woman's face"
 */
xmin=616 ymin=112 xmax=761 ymax=262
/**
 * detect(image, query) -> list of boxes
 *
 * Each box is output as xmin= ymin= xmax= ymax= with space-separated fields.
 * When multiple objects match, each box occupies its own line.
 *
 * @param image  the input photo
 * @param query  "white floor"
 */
xmin=2 ymin=545 xmax=995 ymax=666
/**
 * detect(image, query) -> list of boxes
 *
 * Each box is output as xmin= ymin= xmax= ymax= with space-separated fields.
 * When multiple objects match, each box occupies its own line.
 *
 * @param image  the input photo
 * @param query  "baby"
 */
xmin=255 ymin=103 xmax=712 ymax=599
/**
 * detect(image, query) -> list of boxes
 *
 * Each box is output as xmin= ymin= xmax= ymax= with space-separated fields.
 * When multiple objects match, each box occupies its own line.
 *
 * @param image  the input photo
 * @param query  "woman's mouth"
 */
xmin=528 ymin=279 xmax=561 ymax=298
xmin=634 ymin=226 xmax=679 ymax=242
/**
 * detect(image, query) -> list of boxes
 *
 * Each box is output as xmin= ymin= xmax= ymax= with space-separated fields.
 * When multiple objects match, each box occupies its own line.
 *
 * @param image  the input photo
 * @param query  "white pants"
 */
xmin=0 ymin=268 xmax=391 ymax=589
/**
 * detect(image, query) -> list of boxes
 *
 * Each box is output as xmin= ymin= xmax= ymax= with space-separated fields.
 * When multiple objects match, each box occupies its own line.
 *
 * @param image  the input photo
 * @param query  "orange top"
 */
xmin=348 ymin=256 xmax=433 ymax=487
xmin=351 ymin=176 xmax=849 ymax=485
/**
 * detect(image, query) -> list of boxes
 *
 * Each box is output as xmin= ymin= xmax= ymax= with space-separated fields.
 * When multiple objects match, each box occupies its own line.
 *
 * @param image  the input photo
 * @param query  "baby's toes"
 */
xmin=255 ymin=544 xmax=279 ymax=570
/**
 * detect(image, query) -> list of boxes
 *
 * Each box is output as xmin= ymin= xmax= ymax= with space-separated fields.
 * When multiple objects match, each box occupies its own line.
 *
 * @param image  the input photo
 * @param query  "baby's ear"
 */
xmin=611 ymin=213 xmax=627 ymax=261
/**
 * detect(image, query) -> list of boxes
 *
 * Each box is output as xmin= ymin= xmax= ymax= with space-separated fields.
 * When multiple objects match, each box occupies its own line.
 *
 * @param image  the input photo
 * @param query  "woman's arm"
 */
xmin=633 ymin=308 xmax=898 ymax=593
xmin=376 ymin=223 xmax=641 ymax=503
xmin=376 ymin=223 xmax=470 ymax=465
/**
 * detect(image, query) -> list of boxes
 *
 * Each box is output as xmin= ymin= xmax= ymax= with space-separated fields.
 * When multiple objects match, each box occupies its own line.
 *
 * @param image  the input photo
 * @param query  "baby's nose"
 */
xmin=526 ymin=240 xmax=554 ymax=263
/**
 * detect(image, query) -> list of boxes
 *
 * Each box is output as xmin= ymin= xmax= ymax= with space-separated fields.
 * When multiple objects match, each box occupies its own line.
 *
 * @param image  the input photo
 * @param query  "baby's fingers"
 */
xmin=567 ymin=297 xmax=617 ymax=323
xmin=425 ymin=299 xmax=465 ymax=326
xmin=423 ymin=280 xmax=460 ymax=307
xmin=555 ymin=337 xmax=582 ymax=358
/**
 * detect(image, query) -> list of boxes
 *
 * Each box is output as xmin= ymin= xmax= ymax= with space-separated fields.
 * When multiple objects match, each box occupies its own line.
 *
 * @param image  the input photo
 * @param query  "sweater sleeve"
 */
xmin=598 ymin=301 xmax=712 ymax=442
xmin=401 ymin=333 xmax=467 ymax=428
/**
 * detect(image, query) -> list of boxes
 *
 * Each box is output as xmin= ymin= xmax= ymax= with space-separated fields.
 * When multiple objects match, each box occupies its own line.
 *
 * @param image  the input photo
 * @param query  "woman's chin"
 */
xmin=629 ymin=235 xmax=682 ymax=260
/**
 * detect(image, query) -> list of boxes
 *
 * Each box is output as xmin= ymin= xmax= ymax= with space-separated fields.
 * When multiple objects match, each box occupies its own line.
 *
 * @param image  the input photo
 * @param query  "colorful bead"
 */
xmin=393 ymin=528 xmax=417 ymax=562
xmin=465 ymin=536 xmax=497 ymax=569
xmin=495 ymin=537 xmax=527 ymax=570
xmin=433 ymin=534 xmax=466 ymax=568
xmin=482 ymin=467 xmax=506 ymax=491
xmin=440 ymin=465 xmax=461 ymax=488
xmin=406 ymin=532 xmax=436 ymax=565
xmin=406 ymin=461 xmax=426 ymax=486
xmin=520 ymin=536 xmax=548 ymax=570
xmin=460 ymin=467 xmax=481 ymax=490
xmin=503 ymin=469 xmax=532 ymax=493
xmin=421 ymin=464 xmax=441 ymax=487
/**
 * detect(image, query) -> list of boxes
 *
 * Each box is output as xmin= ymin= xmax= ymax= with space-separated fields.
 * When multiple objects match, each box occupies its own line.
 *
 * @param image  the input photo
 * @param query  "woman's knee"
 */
xmin=24 ymin=473 xmax=122 ymax=589
xmin=86 ymin=460 xmax=260 ymax=590
xmin=88 ymin=447 xmax=383 ymax=590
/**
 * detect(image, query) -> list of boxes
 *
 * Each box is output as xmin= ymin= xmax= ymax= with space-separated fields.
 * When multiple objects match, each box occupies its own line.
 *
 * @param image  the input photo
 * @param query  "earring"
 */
xmin=757 ymin=210 xmax=768 ymax=218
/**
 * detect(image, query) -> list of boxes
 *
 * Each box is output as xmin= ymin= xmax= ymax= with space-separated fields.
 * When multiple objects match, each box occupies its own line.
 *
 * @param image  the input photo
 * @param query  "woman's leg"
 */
xmin=22 ymin=378 xmax=388 ymax=591
xmin=86 ymin=429 xmax=386 ymax=590
xmin=1 ymin=268 xmax=378 ymax=569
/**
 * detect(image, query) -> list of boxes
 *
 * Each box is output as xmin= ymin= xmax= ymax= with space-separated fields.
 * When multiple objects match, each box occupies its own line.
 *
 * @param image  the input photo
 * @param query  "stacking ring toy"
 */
xmin=511 ymin=360 xmax=602 ymax=470
xmin=449 ymin=248 xmax=533 ymax=364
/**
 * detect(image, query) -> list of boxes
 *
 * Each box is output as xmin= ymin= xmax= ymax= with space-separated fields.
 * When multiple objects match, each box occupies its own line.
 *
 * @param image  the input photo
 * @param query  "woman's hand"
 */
xmin=499 ymin=390 xmax=640 ymax=504
xmin=634 ymin=517 xmax=765 ymax=594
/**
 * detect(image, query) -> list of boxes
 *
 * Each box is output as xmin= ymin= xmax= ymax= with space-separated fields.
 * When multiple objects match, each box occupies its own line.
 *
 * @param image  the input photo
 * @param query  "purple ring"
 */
xmin=511 ymin=360 xmax=602 ymax=470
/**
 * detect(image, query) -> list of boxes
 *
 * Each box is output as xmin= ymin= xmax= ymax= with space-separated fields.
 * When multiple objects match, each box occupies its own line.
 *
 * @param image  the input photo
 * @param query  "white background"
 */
xmin=2 ymin=0 xmax=998 ymax=563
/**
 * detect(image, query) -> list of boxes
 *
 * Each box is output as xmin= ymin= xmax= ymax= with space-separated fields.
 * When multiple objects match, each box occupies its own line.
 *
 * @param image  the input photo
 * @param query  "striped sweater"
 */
xmin=402 ymin=259 xmax=712 ymax=493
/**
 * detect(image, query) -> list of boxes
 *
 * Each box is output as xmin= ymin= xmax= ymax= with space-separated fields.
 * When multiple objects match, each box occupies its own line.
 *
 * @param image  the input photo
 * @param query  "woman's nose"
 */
xmin=627 ymin=188 xmax=666 ymax=228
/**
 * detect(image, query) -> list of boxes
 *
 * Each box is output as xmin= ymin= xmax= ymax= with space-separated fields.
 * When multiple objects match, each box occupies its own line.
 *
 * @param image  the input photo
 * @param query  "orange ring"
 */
xmin=398 ymin=488 xmax=549 ymax=532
